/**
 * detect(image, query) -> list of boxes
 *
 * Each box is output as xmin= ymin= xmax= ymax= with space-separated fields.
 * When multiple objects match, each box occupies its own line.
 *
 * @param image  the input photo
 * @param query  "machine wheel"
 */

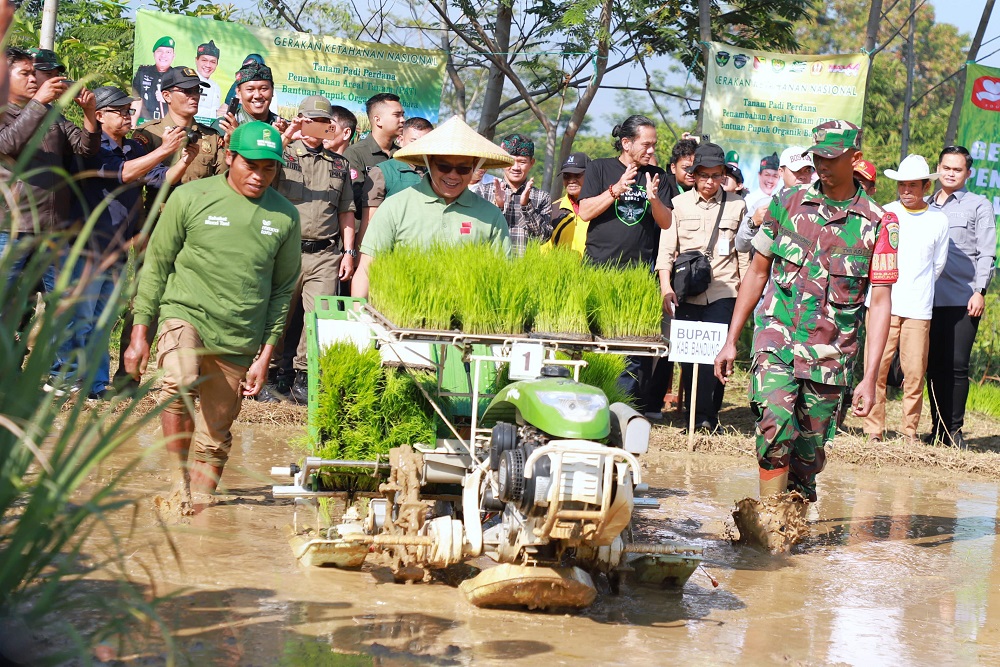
xmin=498 ymin=448 xmax=525 ymax=503
xmin=490 ymin=422 xmax=519 ymax=471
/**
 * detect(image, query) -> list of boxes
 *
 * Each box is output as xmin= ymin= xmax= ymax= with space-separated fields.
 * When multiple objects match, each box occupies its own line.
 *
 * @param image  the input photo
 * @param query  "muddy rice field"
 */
xmin=17 ymin=394 xmax=1000 ymax=666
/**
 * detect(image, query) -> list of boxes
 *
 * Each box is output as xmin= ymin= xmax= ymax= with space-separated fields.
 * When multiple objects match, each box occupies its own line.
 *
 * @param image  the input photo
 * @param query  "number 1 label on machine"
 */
xmin=508 ymin=342 xmax=545 ymax=380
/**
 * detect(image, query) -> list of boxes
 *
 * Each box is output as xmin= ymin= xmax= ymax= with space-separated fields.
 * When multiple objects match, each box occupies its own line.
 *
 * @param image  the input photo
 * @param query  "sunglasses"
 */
xmin=433 ymin=161 xmax=474 ymax=176
xmin=102 ymin=107 xmax=136 ymax=117
xmin=170 ymin=87 xmax=202 ymax=97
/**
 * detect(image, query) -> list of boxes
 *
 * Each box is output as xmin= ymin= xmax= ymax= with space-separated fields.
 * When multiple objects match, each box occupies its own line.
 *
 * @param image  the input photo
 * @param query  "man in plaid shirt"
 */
xmin=472 ymin=133 xmax=552 ymax=255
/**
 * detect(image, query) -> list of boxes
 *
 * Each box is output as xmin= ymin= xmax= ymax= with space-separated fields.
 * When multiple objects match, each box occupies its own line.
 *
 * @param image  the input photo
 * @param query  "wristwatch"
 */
xmin=345 ymin=248 xmax=359 ymax=258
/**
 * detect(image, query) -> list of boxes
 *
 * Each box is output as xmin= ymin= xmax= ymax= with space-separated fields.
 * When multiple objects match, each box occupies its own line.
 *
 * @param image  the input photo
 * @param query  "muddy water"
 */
xmin=84 ymin=425 xmax=1000 ymax=666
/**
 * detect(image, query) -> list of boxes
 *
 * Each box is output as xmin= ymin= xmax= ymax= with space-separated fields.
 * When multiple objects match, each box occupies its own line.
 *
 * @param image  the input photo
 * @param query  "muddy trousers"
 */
xmin=750 ymin=352 xmax=842 ymax=502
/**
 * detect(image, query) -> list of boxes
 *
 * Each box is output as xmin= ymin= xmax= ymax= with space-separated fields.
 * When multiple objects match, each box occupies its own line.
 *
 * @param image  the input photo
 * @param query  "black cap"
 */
xmin=93 ymin=85 xmax=136 ymax=110
xmin=726 ymin=164 xmax=745 ymax=185
xmin=559 ymin=152 xmax=589 ymax=175
xmin=160 ymin=66 xmax=207 ymax=91
xmin=759 ymin=152 xmax=779 ymax=173
xmin=685 ymin=142 xmax=727 ymax=174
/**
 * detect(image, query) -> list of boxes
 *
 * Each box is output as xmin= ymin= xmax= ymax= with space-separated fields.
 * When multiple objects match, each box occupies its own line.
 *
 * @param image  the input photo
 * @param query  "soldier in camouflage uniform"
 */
xmin=715 ymin=121 xmax=898 ymax=502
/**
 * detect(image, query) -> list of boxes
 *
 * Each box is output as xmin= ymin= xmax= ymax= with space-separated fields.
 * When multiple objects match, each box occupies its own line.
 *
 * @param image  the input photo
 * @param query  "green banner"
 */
xmin=133 ymin=9 xmax=445 ymax=126
xmin=702 ymin=42 xmax=869 ymax=191
xmin=956 ymin=63 xmax=1000 ymax=227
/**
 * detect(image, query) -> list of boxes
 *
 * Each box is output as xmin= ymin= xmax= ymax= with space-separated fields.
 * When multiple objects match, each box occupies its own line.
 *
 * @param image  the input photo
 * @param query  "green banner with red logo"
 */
xmin=702 ymin=42 xmax=869 ymax=192
xmin=956 ymin=62 xmax=1000 ymax=239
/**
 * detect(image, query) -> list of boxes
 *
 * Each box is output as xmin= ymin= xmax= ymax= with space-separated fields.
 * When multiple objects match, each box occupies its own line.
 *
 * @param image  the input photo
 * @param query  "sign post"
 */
xmin=668 ymin=319 xmax=729 ymax=451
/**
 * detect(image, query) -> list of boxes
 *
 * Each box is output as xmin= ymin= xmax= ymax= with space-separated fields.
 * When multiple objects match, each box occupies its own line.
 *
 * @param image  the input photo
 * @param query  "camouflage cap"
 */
xmin=235 ymin=62 xmax=273 ymax=86
xmin=803 ymin=120 xmax=862 ymax=159
xmin=297 ymin=95 xmax=333 ymax=119
xmin=500 ymin=133 xmax=535 ymax=158
xmin=153 ymin=36 xmax=176 ymax=52
xmin=29 ymin=48 xmax=65 ymax=72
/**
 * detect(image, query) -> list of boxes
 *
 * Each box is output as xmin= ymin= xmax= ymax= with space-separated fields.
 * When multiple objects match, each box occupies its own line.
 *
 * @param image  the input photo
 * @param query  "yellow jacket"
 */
xmin=544 ymin=193 xmax=588 ymax=256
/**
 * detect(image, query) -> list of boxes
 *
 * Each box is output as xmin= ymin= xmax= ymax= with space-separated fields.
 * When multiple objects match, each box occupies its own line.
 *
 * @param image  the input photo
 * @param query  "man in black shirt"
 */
xmin=577 ymin=115 xmax=673 ymax=412
xmin=578 ymin=115 xmax=672 ymax=267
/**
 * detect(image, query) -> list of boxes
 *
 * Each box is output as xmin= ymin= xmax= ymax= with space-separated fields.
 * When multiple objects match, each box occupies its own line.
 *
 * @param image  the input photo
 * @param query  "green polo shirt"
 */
xmin=360 ymin=175 xmax=512 ymax=257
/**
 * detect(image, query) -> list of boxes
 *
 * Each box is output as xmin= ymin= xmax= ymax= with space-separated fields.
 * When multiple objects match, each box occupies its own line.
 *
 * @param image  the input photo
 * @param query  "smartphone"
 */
xmin=301 ymin=119 xmax=337 ymax=139
xmin=226 ymin=97 xmax=240 ymax=117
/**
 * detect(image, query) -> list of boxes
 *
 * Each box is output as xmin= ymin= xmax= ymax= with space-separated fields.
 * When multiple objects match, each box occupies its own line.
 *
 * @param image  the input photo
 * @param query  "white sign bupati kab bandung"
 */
xmin=667 ymin=320 xmax=729 ymax=365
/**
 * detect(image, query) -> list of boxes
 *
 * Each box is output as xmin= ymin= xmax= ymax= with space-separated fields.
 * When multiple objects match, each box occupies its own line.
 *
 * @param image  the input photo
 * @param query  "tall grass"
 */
xmin=0 ymin=233 xmax=175 ymax=663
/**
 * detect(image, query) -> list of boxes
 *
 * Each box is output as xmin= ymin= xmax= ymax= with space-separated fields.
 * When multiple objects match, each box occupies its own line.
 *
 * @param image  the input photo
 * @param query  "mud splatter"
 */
xmin=731 ymin=492 xmax=809 ymax=554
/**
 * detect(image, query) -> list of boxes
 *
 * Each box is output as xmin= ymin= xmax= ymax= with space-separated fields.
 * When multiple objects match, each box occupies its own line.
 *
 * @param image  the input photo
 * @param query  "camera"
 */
xmin=185 ymin=126 xmax=204 ymax=144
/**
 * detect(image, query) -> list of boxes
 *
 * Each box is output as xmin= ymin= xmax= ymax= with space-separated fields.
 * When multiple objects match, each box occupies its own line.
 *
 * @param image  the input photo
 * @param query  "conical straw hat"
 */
xmin=393 ymin=115 xmax=514 ymax=169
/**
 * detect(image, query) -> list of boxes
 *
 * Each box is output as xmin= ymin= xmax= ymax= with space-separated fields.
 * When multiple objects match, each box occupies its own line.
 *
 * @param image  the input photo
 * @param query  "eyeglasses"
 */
xmin=695 ymin=172 xmax=725 ymax=181
xmin=102 ymin=107 xmax=136 ymax=117
xmin=433 ymin=161 xmax=474 ymax=176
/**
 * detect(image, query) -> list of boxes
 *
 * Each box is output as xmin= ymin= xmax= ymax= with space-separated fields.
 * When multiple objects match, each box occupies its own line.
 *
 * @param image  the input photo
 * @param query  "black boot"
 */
xmin=290 ymin=371 xmax=308 ymax=405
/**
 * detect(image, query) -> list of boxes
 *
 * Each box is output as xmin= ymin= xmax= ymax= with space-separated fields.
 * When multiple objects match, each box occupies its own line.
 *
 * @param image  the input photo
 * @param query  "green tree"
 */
xmin=793 ymin=1 xmax=969 ymax=203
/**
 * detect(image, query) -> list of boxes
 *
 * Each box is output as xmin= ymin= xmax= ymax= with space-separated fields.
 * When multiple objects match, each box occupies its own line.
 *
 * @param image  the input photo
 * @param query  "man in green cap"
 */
xmin=271 ymin=95 xmax=358 ymax=404
xmin=124 ymin=120 xmax=301 ymax=509
xmin=715 ymin=120 xmax=896 ymax=521
xmin=214 ymin=61 xmax=288 ymax=136
xmin=131 ymin=35 xmax=175 ymax=124
xmin=195 ymin=40 xmax=221 ymax=121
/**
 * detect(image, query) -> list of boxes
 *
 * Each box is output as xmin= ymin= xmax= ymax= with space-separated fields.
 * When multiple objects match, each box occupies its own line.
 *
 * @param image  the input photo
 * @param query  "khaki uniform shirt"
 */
xmin=132 ymin=117 xmax=225 ymax=210
xmin=275 ymin=140 xmax=354 ymax=242
xmin=655 ymin=188 xmax=749 ymax=304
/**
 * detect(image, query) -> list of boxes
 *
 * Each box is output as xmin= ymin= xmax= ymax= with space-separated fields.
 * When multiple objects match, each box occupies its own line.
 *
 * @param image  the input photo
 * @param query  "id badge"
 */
xmin=716 ymin=236 xmax=731 ymax=256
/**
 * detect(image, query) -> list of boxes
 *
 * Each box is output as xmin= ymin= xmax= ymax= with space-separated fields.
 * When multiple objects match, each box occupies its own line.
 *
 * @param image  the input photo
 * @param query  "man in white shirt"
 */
xmin=864 ymin=154 xmax=949 ymax=443
xmin=195 ymin=40 xmax=221 ymax=121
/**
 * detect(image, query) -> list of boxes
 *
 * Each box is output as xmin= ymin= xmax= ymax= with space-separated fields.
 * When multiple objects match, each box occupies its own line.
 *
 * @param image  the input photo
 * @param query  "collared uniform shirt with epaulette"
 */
xmin=343 ymin=132 xmax=394 ymax=216
xmin=751 ymin=182 xmax=897 ymax=386
xmin=132 ymin=117 xmax=226 ymax=211
xmin=275 ymin=140 xmax=355 ymax=243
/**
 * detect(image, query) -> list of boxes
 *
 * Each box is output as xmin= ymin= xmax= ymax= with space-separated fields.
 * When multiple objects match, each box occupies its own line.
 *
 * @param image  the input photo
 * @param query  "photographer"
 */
xmin=120 ymin=66 xmax=225 ymax=392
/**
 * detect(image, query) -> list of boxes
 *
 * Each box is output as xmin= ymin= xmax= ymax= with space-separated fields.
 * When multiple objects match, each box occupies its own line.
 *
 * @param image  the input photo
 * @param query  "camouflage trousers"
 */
xmin=750 ymin=352 xmax=842 ymax=502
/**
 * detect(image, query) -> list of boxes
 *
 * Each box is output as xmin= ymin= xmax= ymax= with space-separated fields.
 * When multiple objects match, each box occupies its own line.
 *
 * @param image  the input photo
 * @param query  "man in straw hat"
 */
xmin=864 ymin=154 xmax=949 ymax=445
xmin=715 ymin=120 xmax=897 ymax=511
xmin=351 ymin=116 xmax=512 ymax=298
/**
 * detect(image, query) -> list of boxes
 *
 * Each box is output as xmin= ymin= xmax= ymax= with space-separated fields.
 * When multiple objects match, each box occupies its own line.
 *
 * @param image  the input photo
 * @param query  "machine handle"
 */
xmin=271 ymin=467 xmax=292 ymax=477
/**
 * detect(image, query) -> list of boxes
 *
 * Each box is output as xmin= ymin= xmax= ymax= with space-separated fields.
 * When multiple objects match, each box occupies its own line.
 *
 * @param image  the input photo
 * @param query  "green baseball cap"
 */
xmin=297 ymin=95 xmax=333 ymax=119
xmin=153 ymin=36 xmax=175 ymax=52
xmin=29 ymin=48 xmax=65 ymax=72
xmin=803 ymin=120 xmax=862 ymax=159
xmin=229 ymin=121 xmax=286 ymax=164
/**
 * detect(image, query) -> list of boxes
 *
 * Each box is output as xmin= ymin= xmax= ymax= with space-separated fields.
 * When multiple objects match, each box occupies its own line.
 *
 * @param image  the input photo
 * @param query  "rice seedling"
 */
xmin=368 ymin=244 xmax=455 ymax=330
xmin=313 ymin=342 xmax=438 ymax=463
xmin=578 ymin=352 xmax=635 ymax=407
xmin=530 ymin=245 xmax=591 ymax=336
xmin=588 ymin=263 xmax=662 ymax=339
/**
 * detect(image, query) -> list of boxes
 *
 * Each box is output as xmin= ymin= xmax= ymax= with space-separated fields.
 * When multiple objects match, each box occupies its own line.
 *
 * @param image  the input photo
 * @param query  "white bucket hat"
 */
xmin=884 ymin=154 xmax=939 ymax=181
